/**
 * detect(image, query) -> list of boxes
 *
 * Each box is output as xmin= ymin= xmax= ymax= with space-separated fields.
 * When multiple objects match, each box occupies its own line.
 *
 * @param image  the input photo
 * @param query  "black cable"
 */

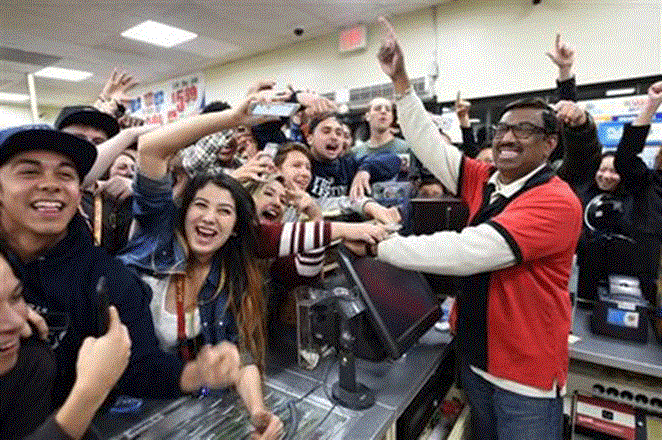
xmin=283 ymin=401 xmax=300 ymax=440
xmin=322 ymin=357 xmax=337 ymax=403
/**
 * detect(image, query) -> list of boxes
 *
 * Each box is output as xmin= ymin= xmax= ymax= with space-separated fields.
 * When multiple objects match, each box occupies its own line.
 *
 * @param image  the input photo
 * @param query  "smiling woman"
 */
xmin=117 ymin=89 xmax=386 ymax=440
xmin=118 ymin=100 xmax=285 ymax=437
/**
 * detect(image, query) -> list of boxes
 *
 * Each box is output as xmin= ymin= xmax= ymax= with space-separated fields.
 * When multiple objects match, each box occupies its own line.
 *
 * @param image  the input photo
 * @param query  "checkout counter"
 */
xmin=94 ymin=328 xmax=453 ymax=440
xmin=568 ymin=307 xmax=662 ymax=439
xmin=95 ymin=251 xmax=456 ymax=440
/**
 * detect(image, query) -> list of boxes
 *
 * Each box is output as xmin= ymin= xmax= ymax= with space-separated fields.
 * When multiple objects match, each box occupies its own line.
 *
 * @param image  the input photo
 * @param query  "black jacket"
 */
xmin=11 ymin=214 xmax=185 ymax=407
xmin=615 ymin=124 xmax=662 ymax=237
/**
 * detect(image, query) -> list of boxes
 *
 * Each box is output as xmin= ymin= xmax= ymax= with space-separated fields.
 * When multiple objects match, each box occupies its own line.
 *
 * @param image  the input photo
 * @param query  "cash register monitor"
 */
xmin=336 ymin=250 xmax=441 ymax=361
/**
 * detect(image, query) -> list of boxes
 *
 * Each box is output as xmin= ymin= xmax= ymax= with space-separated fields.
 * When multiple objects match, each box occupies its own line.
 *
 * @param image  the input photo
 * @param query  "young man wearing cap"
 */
xmin=373 ymin=19 xmax=582 ymax=439
xmin=54 ymin=105 xmax=158 ymax=254
xmin=0 ymin=125 xmax=244 ymax=410
xmin=55 ymin=105 xmax=120 ymax=146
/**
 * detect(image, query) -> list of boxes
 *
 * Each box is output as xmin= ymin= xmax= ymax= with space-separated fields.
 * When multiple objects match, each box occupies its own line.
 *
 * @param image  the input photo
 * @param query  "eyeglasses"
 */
xmin=492 ymin=122 xmax=547 ymax=140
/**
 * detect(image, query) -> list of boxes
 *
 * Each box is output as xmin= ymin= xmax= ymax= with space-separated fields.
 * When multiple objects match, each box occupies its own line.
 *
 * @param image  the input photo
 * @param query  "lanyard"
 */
xmin=174 ymin=267 xmax=226 ymax=361
xmin=175 ymin=273 xmax=193 ymax=361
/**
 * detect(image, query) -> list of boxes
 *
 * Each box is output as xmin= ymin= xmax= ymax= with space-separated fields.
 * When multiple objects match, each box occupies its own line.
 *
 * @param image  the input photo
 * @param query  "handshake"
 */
xmin=332 ymin=221 xmax=397 ymax=257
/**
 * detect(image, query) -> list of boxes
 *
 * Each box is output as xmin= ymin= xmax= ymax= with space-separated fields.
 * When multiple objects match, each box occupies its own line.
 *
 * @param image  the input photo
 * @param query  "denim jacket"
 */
xmin=119 ymin=173 xmax=238 ymax=349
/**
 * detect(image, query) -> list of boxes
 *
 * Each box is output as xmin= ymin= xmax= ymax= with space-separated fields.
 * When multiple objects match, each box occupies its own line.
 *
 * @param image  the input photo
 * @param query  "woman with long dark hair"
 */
xmin=119 ymin=93 xmax=386 ymax=439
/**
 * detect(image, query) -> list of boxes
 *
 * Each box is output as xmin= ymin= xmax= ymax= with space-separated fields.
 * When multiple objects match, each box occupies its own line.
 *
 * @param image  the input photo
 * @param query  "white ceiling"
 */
xmin=0 ymin=0 xmax=449 ymax=108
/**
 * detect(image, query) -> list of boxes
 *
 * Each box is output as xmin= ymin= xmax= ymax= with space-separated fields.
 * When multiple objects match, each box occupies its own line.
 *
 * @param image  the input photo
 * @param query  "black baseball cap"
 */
xmin=55 ymin=105 xmax=120 ymax=139
xmin=0 ymin=124 xmax=97 ymax=179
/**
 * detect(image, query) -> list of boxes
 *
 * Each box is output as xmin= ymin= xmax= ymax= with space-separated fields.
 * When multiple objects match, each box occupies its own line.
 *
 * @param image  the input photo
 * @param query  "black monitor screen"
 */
xmin=337 ymin=250 xmax=440 ymax=360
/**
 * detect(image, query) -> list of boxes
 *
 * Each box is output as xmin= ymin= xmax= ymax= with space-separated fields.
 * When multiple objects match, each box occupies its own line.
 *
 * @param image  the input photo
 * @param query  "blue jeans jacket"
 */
xmin=118 ymin=173 xmax=238 ymax=349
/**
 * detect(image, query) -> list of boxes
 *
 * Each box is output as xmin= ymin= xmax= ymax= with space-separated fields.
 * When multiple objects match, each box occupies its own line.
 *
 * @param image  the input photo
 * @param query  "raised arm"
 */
xmin=554 ymin=100 xmax=601 ymax=189
xmin=376 ymin=17 xmax=462 ymax=194
xmin=456 ymin=92 xmax=479 ymax=158
xmin=93 ymin=68 xmax=138 ymax=117
xmin=546 ymin=33 xmax=575 ymax=83
xmin=634 ymin=81 xmax=662 ymax=127
xmin=546 ymin=33 xmax=577 ymax=101
xmin=137 ymin=100 xmax=251 ymax=180
xmin=614 ymin=81 xmax=662 ymax=192
xmin=83 ymin=124 xmax=157 ymax=188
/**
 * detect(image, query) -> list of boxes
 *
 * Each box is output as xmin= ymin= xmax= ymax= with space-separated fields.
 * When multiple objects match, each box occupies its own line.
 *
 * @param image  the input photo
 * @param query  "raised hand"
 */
xmin=554 ymin=100 xmax=587 ymax=127
xmin=246 ymin=79 xmax=277 ymax=96
xmin=297 ymin=91 xmax=337 ymax=118
xmin=634 ymin=81 xmax=662 ymax=126
xmin=232 ymin=88 xmax=288 ymax=128
xmin=376 ymin=17 xmax=409 ymax=92
xmin=100 ymin=68 xmax=138 ymax=105
xmin=545 ymin=33 xmax=575 ymax=80
xmin=455 ymin=91 xmax=471 ymax=128
xmin=648 ymin=81 xmax=662 ymax=104
xmin=228 ymin=152 xmax=276 ymax=183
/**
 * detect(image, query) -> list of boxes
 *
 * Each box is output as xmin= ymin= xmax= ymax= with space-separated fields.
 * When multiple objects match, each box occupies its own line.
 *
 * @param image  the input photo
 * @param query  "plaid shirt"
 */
xmin=180 ymin=130 xmax=240 ymax=178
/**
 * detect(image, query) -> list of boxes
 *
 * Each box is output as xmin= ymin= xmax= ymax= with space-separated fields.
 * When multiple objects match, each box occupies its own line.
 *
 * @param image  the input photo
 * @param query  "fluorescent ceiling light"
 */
xmin=0 ymin=92 xmax=30 ymax=103
xmin=121 ymin=20 xmax=197 ymax=48
xmin=35 ymin=67 xmax=93 ymax=82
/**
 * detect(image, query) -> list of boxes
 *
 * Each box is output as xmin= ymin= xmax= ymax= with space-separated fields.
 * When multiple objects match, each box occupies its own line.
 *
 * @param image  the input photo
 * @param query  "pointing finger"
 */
xmin=378 ymin=16 xmax=395 ymax=37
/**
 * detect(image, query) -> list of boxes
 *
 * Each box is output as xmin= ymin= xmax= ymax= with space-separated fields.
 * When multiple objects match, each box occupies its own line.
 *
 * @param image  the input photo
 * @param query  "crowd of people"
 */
xmin=1 ymin=16 xmax=661 ymax=440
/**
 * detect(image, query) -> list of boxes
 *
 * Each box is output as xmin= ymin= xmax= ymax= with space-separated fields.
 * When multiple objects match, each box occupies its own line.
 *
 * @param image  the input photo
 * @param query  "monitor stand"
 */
xmin=331 ymin=319 xmax=375 ymax=410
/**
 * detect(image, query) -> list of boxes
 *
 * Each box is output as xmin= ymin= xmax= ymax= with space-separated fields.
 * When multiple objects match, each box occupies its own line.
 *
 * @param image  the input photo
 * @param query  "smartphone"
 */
xmin=95 ymin=276 xmax=110 ymax=336
xmin=250 ymin=102 xmax=300 ymax=117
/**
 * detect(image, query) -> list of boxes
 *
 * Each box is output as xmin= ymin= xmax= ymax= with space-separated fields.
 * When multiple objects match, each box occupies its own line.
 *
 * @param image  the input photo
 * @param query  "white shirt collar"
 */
xmin=487 ymin=163 xmax=548 ymax=200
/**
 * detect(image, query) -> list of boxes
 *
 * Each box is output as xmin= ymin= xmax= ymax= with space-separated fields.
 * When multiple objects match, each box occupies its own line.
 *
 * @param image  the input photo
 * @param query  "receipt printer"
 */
xmin=590 ymin=275 xmax=649 ymax=343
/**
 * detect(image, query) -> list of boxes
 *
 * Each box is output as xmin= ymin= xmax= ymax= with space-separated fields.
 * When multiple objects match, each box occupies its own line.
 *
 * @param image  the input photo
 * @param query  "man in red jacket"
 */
xmin=373 ymin=18 xmax=582 ymax=440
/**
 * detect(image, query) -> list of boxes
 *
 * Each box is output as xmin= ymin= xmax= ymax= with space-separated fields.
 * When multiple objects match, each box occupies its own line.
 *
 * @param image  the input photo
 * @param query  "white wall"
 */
xmin=433 ymin=0 xmax=661 ymax=101
xmin=203 ymin=0 xmax=660 ymax=106
xmin=204 ymin=8 xmax=435 ymax=106
xmin=2 ymin=0 xmax=657 ymax=120
xmin=0 ymin=104 xmax=61 ymax=128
